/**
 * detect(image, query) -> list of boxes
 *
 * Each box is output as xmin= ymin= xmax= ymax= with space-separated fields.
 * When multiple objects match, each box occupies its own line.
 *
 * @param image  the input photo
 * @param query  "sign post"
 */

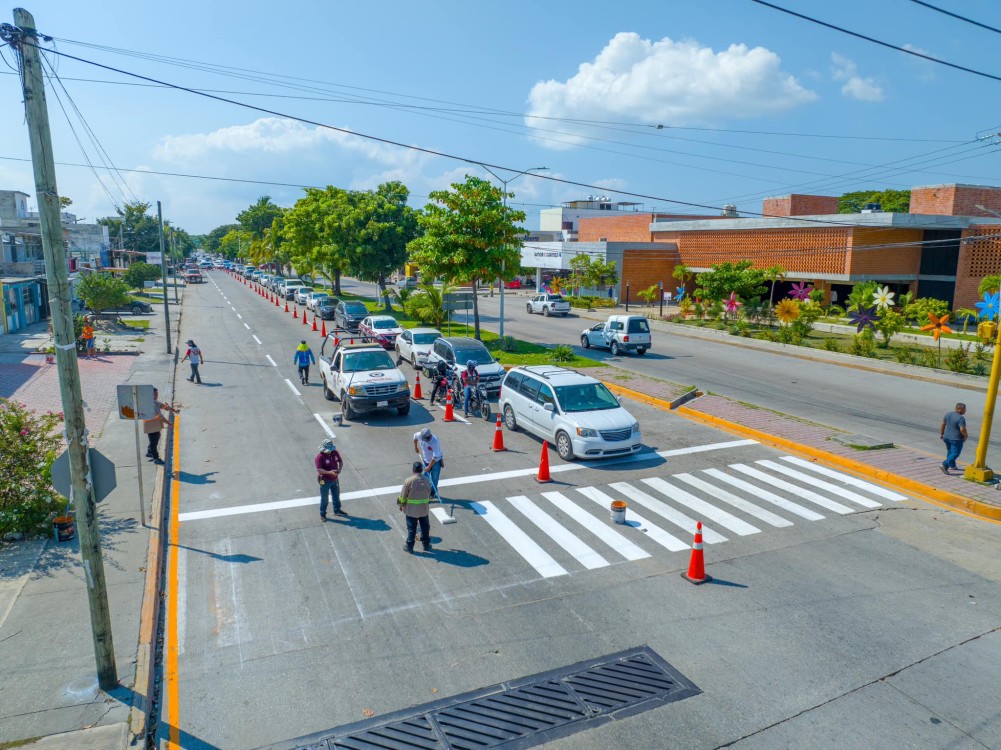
xmin=116 ymin=384 xmax=157 ymax=526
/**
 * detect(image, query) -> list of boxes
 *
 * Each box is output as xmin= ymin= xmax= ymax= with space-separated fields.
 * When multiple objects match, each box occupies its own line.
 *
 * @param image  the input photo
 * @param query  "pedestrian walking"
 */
xmin=181 ymin=340 xmax=203 ymax=383
xmin=143 ymin=388 xmax=177 ymax=464
xmin=413 ymin=427 xmax=444 ymax=500
xmin=293 ymin=340 xmax=316 ymax=385
xmin=940 ymin=403 xmax=968 ymax=474
xmin=315 ymin=439 xmax=345 ymax=520
xmin=80 ymin=317 xmax=96 ymax=359
xmin=398 ymin=460 xmax=433 ymax=553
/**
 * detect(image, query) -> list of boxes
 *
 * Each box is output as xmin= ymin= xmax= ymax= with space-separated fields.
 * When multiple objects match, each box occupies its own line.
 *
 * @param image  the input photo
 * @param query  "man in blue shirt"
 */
xmin=293 ymin=340 xmax=316 ymax=385
xmin=940 ymin=403 xmax=968 ymax=474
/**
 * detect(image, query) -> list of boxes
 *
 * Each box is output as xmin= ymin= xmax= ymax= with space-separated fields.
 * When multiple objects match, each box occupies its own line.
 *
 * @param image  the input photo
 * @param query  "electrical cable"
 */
xmin=907 ymin=1 xmax=1001 ymax=36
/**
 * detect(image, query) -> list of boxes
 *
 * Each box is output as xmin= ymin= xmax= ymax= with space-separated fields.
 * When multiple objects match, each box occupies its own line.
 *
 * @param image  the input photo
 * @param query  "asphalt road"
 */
xmin=158 ymin=272 xmax=1001 ymax=750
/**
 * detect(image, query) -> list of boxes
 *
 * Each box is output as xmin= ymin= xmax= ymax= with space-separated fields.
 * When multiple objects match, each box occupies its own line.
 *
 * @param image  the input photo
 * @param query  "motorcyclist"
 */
xmin=430 ymin=359 xmax=451 ymax=405
xmin=461 ymin=360 xmax=480 ymax=417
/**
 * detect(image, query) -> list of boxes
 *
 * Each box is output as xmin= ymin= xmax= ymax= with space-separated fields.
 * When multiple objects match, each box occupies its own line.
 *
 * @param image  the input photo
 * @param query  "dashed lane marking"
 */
xmin=265 ymin=355 xmax=277 ymax=367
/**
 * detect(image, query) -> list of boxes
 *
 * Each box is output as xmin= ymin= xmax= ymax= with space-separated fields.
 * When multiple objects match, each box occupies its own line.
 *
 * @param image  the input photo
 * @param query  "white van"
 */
xmin=580 ymin=315 xmax=652 ymax=356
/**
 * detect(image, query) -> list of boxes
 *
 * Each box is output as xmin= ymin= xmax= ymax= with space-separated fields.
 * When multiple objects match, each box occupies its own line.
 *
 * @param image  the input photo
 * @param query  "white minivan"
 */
xmin=500 ymin=366 xmax=642 ymax=461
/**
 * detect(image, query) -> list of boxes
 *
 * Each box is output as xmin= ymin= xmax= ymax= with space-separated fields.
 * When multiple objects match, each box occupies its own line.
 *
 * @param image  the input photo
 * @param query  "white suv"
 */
xmin=499 ymin=366 xmax=642 ymax=461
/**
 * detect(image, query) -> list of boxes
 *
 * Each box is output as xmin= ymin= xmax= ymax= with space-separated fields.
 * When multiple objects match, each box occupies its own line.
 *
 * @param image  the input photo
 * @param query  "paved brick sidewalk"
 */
xmin=0 ymin=353 xmax=137 ymax=437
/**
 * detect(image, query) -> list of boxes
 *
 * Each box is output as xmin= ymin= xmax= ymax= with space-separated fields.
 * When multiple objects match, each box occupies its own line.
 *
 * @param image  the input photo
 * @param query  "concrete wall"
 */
xmin=763 ymin=194 xmax=839 ymax=217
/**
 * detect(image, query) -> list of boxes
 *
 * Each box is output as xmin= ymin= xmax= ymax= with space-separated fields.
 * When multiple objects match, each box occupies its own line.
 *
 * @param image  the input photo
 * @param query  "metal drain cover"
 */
xmin=260 ymin=646 xmax=700 ymax=750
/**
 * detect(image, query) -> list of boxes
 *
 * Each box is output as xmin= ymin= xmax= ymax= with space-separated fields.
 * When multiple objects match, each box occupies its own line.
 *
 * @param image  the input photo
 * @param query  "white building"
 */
xmin=539 ymin=197 xmax=644 ymax=241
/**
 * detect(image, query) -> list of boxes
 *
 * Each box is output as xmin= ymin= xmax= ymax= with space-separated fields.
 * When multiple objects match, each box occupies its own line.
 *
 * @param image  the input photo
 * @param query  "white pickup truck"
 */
xmin=319 ymin=337 xmax=411 ymax=419
xmin=580 ymin=315 xmax=652 ymax=356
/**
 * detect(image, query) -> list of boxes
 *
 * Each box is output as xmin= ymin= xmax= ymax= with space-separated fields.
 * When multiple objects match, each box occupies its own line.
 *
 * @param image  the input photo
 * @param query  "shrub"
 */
xmin=874 ymin=310 xmax=906 ymax=348
xmin=826 ymin=305 xmax=845 ymax=319
xmin=945 ymin=343 xmax=972 ymax=374
xmin=894 ymin=346 xmax=916 ymax=364
xmin=919 ymin=348 xmax=939 ymax=368
xmin=975 ymin=342 xmax=992 ymax=362
xmin=550 ymin=344 xmax=575 ymax=363
xmin=974 ymin=362 xmax=988 ymax=376
xmin=727 ymin=320 xmax=751 ymax=337
xmin=821 ymin=337 xmax=842 ymax=353
xmin=849 ymin=329 xmax=877 ymax=358
xmin=500 ymin=335 xmax=518 ymax=352
xmin=904 ymin=297 xmax=949 ymax=325
xmin=0 ymin=399 xmax=63 ymax=537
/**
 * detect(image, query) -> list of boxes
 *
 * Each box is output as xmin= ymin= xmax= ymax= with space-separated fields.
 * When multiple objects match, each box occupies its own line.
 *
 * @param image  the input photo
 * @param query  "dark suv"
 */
xmin=333 ymin=300 xmax=368 ymax=332
xmin=316 ymin=298 xmax=338 ymax=320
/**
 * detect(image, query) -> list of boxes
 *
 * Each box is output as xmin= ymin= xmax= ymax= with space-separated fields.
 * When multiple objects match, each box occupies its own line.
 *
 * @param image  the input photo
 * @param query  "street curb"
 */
xmin=601 ymin=380 xmax=699 ymax=411
xmin=675 ymin=403 xmax=1001 ymax=523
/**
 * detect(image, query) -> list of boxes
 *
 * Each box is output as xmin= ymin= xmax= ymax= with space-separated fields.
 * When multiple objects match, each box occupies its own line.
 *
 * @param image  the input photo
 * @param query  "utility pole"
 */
xmin=169 ymin=227 xmax=178 ymax=303
xmin=4 ymin=8 xmax=117 ymax=689
xmin=157 ymin=201 xmax=172 ymax=354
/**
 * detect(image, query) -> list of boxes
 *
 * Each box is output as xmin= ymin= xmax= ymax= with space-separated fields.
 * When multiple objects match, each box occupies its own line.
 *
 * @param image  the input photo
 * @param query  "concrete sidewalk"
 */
xmin=0 ymin=307 xmax=181 ymax=748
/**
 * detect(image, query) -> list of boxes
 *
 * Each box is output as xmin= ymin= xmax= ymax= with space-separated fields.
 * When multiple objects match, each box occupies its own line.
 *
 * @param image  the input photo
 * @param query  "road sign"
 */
xmin=117 ymin=384 xmax=157 ymax=420
xmin=145 ymin=251 xmax=162 ymax=265
xmin=443 ymin=292 xmax=474 ymax=312
xmin=50 ymin=449 xmax=117 ymax=503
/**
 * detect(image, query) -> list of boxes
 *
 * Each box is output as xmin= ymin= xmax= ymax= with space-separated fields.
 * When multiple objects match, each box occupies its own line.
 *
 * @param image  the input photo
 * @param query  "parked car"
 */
xmin=334 ymin=300 xmax=370 ymax=332
xmin=86 ymin=299 xmax=153 ymax=316
xmin=580 ymin=315 xmax=651 ymax=356
xmin=269 ymin=276 xmax=286 ymax=292
xmin=359 ymin=315 xmax=403 ymax=350
xmin=184 ymin=270 xmax=204 ymax=284
xmin=424 ymin=336 xmax=505 ymax=397
xmin=316 ymin=298 xmax=338 ymax=320
xmin=500 ymin=365 xmax=642 ymax=461
xmin=307 ymin=292 xmax=331 ymax=311
xmin=504 ymin=279 xmax=522 ymax=289
xmin=395 ymin=327 xmax=442 ymax=369
xmin=526 ymin=293 xmax=571 ymax=317
xmin=395 ymin=276 xmax=418 ymax=290
xmin=294 ymin=287 xmax=314 ymax=305
xmin=283 ymin=284 xmax=303 ymax=301
xmin=198 ymin=261 xmax=212 ymax=269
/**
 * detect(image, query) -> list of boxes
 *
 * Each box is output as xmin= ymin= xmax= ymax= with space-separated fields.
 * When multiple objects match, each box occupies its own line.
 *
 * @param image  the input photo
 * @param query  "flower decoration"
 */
xmin=788 ymin=282 xmax=813 ymax=301
xmin=774 ymin=299 xmax=801 ymax=324
xmin=848 ymin=305 xmax=880 ymax=333
xmin=724 ymin=292 xmax=742 ymax=315
xmin=873 ymin=285 xmax=895 ymax=311
xmin=675 ymin=286 xmax=686 ymax=302
xmin=920 ymin=312 xmax=952 ymax=341
xmin=976 ymin=291 xmax=999 ymax=321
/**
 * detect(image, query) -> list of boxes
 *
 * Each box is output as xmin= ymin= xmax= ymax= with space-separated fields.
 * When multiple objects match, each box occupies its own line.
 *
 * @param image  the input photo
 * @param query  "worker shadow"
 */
xmin=193 ymin=382 xmax=224 ymax=387
xmin=329 ymin=514 xmax=391 ymax=532
xmin=175 ymin=543 xmax=262 ymax=564
xmin=177 ymin=470 xmax=218 ymax=485
xmin=420 ymin=547 xmax=489 ymax=568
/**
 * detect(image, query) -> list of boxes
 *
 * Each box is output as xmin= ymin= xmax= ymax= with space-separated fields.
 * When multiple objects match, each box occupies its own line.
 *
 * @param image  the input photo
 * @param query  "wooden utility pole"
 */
xmin=157 ymin=201 xmax=172 ymax=354
xmin=5 ymin=8 xmax=118 ymax=689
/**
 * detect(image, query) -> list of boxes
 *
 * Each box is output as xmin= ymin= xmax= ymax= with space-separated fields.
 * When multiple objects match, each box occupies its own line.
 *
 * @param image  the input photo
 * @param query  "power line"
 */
xmin=908 ymin=0 xmax=1001 ymax=35
xmin=750 ymin=0 xmax=1001 ymax=83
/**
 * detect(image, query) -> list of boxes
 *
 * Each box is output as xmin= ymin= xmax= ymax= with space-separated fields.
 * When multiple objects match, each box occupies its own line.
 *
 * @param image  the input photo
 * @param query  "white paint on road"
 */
xmin=284 ymin=379 xmax=301 ymax=397
xmin=755 ymin=460 xmax=881 ymax=509
xmin=266 ymin=355 xmax=277 ymax=367
xmin=237 ymin=313 xmax=243 ymax=319
xmin=243 ymin=323 xmax=251 ymax=330
xmin=780 ymin=456 xmax=906 ymax=502
xmin=470 ymin=500 xmax=567 ymax=578
xmin=611 ymin=482 xmax=727 ymax=543
xmin=730 ymin=464 xmax=854 ymax=514
xmin=641 ymin=476 xmax=760 ymax=536
xmin=541 ymin=491 xmax=650 ymax=561
xmin=702 ymin=468 xmax=824 ymax=521
xmin=314 ymin=413 xmax=336 ymax=439
xmin=252 ymin=335 xmax=262 ymax=346
xmin=673 ymin=473 xmax=792 ymax=528
xmin=508 ymin=495 xmax=609 ymax=570
xmin=575 ymin=487 xmax=689 ymax=552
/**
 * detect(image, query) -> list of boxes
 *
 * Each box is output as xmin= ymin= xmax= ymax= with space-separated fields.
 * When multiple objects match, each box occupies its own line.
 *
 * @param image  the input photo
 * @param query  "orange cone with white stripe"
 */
xmin=302 ymin=309 xmax=308 ymax=325
xmin=491 ymin=413 xmax=506 ymax=451
xmin=285 ymin=301 xmax=289 ymax=313
xmin=682 ymin=521 xmax=711 ymax=585
xmin=293 ymin=307 xmax=298 ymax=319
xmin=413 ymin=372 xmax=423 ymax=399
xmin=312 ymin=315 xmax=318 ymax=331
xmin=443 ymin=389 xmax=455 ymax=421
xmin=536 ymin=441 xmax=551 ymax=482
xmin=321 ymin=321 xmax=327 ymax=337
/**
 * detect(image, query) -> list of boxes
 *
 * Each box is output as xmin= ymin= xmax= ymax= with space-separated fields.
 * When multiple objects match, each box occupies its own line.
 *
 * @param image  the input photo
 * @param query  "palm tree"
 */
xmin=954 ymin=307 xmax=979 ymax=336
xmin=764 ymin=265 xmax=786 ymax=310
xmin=409 ymin=281 xmax=454 ymax=328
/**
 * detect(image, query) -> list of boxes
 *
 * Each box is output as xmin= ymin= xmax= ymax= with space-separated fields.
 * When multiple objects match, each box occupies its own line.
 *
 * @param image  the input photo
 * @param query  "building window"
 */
xmin=599 ymin=237 xmax=607 ymax=242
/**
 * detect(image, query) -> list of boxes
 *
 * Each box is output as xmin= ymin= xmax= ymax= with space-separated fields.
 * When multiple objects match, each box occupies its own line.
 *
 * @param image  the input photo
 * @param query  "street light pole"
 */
xmin=965 ymin=205 xmax=1001 ymax=481
xmin=479 ymin=165 xmax=548 ymax=339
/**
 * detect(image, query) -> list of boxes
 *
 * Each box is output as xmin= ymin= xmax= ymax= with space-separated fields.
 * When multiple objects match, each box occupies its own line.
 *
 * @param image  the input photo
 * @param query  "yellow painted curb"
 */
xmin=603 ymin=380 xmax=697 ymax=411
xmin=676 ymin=405 xmax=1001 ymax=523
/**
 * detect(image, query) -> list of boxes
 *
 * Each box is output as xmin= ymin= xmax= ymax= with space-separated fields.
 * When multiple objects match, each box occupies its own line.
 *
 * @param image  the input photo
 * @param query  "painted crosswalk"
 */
xmin=439 ymin=457 xmax=902 ymax=581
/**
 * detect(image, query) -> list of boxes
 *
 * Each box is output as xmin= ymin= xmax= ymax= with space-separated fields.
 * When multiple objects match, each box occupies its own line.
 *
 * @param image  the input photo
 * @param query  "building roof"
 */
xmin=650 ymin=213 xmax=1001 ymax=233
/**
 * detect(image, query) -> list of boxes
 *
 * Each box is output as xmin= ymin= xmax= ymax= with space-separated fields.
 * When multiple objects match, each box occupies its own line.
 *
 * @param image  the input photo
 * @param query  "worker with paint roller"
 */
xmin=412 ymin=427 xmax=444 ymax=501
xmin=398 ymin=460 xmax=433 ymax=553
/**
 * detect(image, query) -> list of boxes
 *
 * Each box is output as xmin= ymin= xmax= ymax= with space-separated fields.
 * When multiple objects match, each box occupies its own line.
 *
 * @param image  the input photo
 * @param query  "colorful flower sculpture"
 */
xmin=774 ymin=299 xmax=801 ymax=324
xmin=848 ymin=305 xmax=880 ymax=333
xmin=788 ymin=282 xmax=813 ymax=301
xmin=675 ymin=286 xmax=686 ymax=302
xmin=724 ymin=292 xmax=742 ymax=315
xmin=921 ymin=312 xmax=952 ymax=341
xmin=873 ymin=285 xmax=895 ymax=311
xmin=976 ymin=291 xmax=999 ymax=321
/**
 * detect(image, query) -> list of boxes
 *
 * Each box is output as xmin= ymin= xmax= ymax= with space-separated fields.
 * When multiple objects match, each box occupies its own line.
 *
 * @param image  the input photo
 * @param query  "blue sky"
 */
xmin=0 ymin=0 xmax=998 ymax=234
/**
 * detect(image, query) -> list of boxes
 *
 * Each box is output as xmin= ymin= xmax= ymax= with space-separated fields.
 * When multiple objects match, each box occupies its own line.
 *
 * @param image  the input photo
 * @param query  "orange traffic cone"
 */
xmin=320 ymin=321 xmax=327 ymax=337
xmin=312 ymin=316 xmax=318 ymax=332
xmin=536 ymin=441 xmax=551 ymax=482
xmin=285 ymin=301 xmax=289 ymax=313
xmin=275 ymin=294 xmax=280 ymax=307
xmin=302 ymin=309 xmax=308 ymax=325
xmin=682 ymin=522 xmax=711 ymax=585
xmin=491 ymin=413 xmax=506 ymax=451
xmin=413 ymin=372 xmax=423 ymax=399
xmin=293 ymin=307 xmax=298 ymax=319
xmin=443 ymin=390 xmax=455 ymax=421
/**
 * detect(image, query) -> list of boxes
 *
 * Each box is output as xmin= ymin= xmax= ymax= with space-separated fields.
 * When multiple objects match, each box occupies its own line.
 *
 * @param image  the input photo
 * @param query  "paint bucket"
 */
xmin=53 ymin=515 xmax=76 ymax=542
xmin=610 ymin=500 xmax=627 ymax=524
xmin=44 ymin=353 xmax=55 ymax=364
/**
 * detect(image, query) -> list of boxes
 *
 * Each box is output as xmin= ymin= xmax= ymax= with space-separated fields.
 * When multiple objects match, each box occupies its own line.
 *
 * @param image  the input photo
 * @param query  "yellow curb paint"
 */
xmin=603 ymin=381 xmax=685 ymax=412
xmin=676 ymin=405 xmax=1001 ymax=524
xmin=166 ymin=415 xmax=181 ymax=748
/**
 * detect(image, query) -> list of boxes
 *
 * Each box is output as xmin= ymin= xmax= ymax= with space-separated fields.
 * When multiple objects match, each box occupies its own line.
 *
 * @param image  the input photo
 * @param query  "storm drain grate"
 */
xmin=260 ymin=646 xmax=700 ymax=750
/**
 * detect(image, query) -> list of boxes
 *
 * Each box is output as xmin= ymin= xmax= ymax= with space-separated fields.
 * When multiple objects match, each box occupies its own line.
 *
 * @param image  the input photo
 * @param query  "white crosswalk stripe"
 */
xmin=779 ymin=456 xmax=906 ymax=502
xmin=541 ymin=492 xmax=651 ymax=561
xmin=507 ymin=496 xmax=609 ymax=570
xmin=673 ymin=472 xmax=792 ymax=528
xmin=755 ymin=460 xmax=881 ymax=509
xmin=575 ymin=487 xmax=689 ymax=552
xmin=610 ymin=482 xmax=728 ymax=543
xmin=700 ymin=469 xmax=825 ymax=521
xmin=641 ymin=477 xmax=760 ymax=536
xmin=468 ymin=501 xmax=568 ymax=578
xmin=729 ymin=464 xmax=855 ymax=514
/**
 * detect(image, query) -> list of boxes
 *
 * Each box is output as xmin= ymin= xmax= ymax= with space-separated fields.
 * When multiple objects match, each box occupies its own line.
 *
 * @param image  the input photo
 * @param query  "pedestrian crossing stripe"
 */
xmin=438 ymin=457 xmax=902 ymax=581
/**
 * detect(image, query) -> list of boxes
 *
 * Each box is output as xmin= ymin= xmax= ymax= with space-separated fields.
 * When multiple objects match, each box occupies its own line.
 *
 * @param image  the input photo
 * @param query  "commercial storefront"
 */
xmin=0 ymin=277 xmax=42 ymax=334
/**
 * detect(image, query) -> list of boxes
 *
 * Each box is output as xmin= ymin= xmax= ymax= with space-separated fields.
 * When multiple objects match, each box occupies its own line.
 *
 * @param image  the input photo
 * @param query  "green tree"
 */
xmin=954 ymin=307 xmax=979 ymax=335
xmin=637 ymin=284 xmax=660 ymax=306
xmin=122 ymin=261 xmax=161 ymax=291
xmin=904 ymin=296 xmax=950 ymax=323
xmin=978 ymin=275 xmax=1000 ymax=296
xmin=694 ymin=261 xmax=767 ymax=303
xmin=408 ymin=176 xmax=525 ymax=339
xmin=98 ymin=201 xmax=163 ymax=256
xmin=0 ymin=399 xmax=63 ymax=536
xmin=763 ymin=265 xmax=786 ymax=309
xmin=845 ymin=281 xmax=878 ymax=312
xmin=237 ymin=196 xmax=284 ymax=239
xmin=874 ymin=309 xmax=906 ymax=348
xmin=282 ymin=187 xmax=353 ymax=294
xmin=407 ymin=281 xmax=455 ymax=328
xmin=218 ymin=229 xmax=255 ymax=262
xmin=203 ymin=224 xmax=240 ymax=255
xmin=838 ymin=189 xmax=911 ymax=214
xmin=77 ymin=272 xmax=130 ymax=313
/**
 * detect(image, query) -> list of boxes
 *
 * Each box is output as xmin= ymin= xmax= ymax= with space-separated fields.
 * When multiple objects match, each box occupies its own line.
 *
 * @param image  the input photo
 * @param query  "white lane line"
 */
xmin=673 ymin=473 xmax=792 ymax=528
xmin=252 ymin=335 xmax=262 ymax=345
xmin=265 ymin=355 xmax=277 ymax=367
xmin=780 ymin=456 xmax=906 ymax=502
xmin=730 ymin=464 xmax=854 ymax=514
xmin=611 ymin=482 xmax=727 ymax=543
xmin=243 ymin=323 xmax=251 ymax=330
xmin=230 ymin=306 xmax=236 ymax=312
xmin=469 ymin=500 xmax=567 ymax=578
xmin=431 ymin=507 xmax=453 ymax=525
xmin=313 ymin=413 xmax=336 ymax=439
xmin=755 ymin=460 xmax=882 ymax=509
xmin=576 ymin=487 xmax=688 ymax=552
xmin=541 ymin=492 xmax=650 ymax=562
xmin=237 ymin=313 xmax=243 ymax=319
xmin=177 ymin=439 xmax=760 ymax=522
xmin=507 ymin=496 xmax=609 ymax=570
xmin=641 ymin=477 xmax=759 ymax=536
xmin=284 ymin=378 xmax=301 ymax=397
xmin=702 ymin=469 xmax=823 ymax=521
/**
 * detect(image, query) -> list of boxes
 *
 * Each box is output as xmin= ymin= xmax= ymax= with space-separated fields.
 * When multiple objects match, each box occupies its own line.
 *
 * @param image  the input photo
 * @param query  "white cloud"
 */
xmin=525 ymin=32 xmax=816 ymax=149
xmin=903 ymin=43 xmax=937 ymax=82
xmin=831 ymin=53 xmax=885 ymax=101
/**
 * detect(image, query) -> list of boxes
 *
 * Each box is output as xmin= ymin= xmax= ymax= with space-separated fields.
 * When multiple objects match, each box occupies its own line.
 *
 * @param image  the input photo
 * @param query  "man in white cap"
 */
xmin=181 ymin=339 xmax=203 ymax=384
xmin=412 ymin=427 xmax=444 ymax=501
xmin=315 ymin=439 xmax=345 ymax=520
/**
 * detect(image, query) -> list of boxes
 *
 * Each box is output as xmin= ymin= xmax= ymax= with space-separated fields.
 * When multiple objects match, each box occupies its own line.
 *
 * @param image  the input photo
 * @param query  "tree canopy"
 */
xmin=838 ymin=189 xmax=911 ymax=214
xmin=203 ymin=224 xmax=240 ymax=255
xmin=77 ymin=272 xmax=131 ymax=313
xmin=123 ymin=262 xmax=161 ymax=290
xmin=694 ymin=261 xmax=767 ymax=303
xmin=237 ymin=196 xmax=284 ymax=239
